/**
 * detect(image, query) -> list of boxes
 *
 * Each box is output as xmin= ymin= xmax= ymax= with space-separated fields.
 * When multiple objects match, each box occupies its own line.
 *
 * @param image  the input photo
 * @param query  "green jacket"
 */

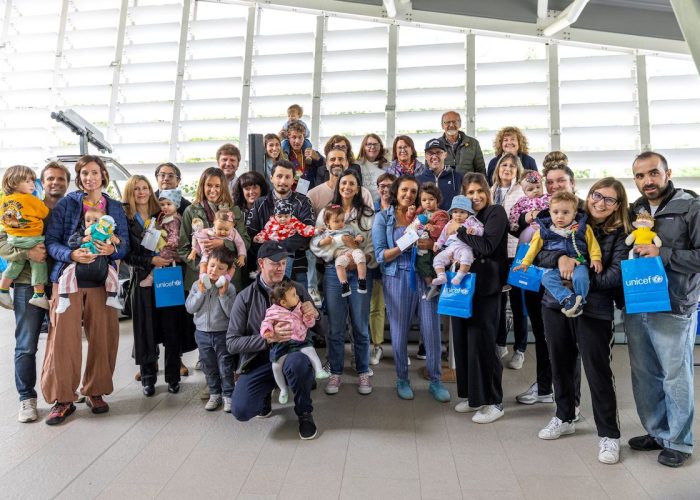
xmin=178 ymin=202 xmax=250 ymax=291
xmin=442 ymin=131 xmax=486 ymax=177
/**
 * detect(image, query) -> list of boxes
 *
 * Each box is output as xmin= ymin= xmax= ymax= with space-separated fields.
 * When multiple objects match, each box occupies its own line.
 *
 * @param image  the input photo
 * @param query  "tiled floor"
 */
xmin=1 ymin=308 xmax=699 ymax=499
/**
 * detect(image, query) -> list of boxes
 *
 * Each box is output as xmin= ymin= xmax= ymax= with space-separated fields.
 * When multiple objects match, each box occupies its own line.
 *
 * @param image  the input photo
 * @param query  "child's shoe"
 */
xmin=340 ymin=282 xmax=351 ymax=297
xmin=200 ymin=274 xmax=212 ymax=289
xmin=423 ymin=286 xmax=441 ymax=300
xmin=214 ymin=275 xmax=227 ymax=288
xmin=357 ymin=278 xmax=367 ymax=294
xmin=29 ymin=294 xmax=49 ymax=310
xmin=431 ymin=274 xmax=447 ymax=287
xmin=56 ymin=296 xmax=71 ymax=314
xmin=278 ymin=388 xmax=289 ymax=405
xmin=570 ymin=296 xmax=584 ymax=317
xmin=105 ymin=295 xmax=123 ymax=309
xmin=139 ymin=274 xmax=154 ymax=287
xmin=561 ymin=294 xmax=582 ymax=317
xmin=223 ymin=396 xmax=232 ymax=413
xmin=204 ymin=394 xmax=222 ymax=411
xmin=315 ymin=368 xmax=330 ymax=380
xmin=0 ymin=292 xmax=14 ymax=310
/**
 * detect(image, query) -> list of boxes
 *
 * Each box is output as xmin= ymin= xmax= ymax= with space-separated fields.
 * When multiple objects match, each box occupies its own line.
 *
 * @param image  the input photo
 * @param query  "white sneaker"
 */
xmin=56 ymin=296 xmax=71 ymax=314
xmin=214 ymin=275 xmax=227 ymax=288
xmin=0 ymin=292 xmax=14 ymax=310
xmin=278 ymin=388 xmax=289 ymax=404
xmin=105 ymin=295 xmax=123 ymax=309
xmin=538 ymin=417 xmax=575 ymax=440
xmin=472 ymin=405 xmax=504 ymax=424
xmin=369 ymin=345 xmax=383 ymax=365
xmin=515 ymin=383 xmax=554 ymax=405
xmin=574 ymin=406 xmax=582 ymax=422
xmin=18 ymin=398 xmax=38 ymax=423
xmin=204 ymin=394 xmax=222 ymax=411
xmin=309 ymin=288 xmax=323 ymax=307
xmin=28 ymin=295 xmax=49 ymax=310
xmin=223 ymin=396 xmax=232 ymax=413
xmin=507 ymin=350 xmax=525 ymax=370
xmin=454 ymin=399 xmax=482 ymax=413
xmin=496 ymin=345 xmax=508 ymax=359
xmin=200 ymin=275 xmax=212 ymax=290
xmin=598 ymin=437 xmax=620 ymax=464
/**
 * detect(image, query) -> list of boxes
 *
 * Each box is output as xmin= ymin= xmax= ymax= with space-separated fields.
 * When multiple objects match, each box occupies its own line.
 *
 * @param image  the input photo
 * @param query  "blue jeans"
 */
xmin=625 ymin=311 xmax=696 ymax=454
xmin=13 ymin=284 xmax=43 ymax=401
xmin=232 ymin=351 xmax=313 ymax=420
xmin=195 ymin=330 xmax=235 ymax=397
xmin=324 ymin=264 xmax=372 ymax=375
xmin=541 ymin=265 xmax=589 ymax=304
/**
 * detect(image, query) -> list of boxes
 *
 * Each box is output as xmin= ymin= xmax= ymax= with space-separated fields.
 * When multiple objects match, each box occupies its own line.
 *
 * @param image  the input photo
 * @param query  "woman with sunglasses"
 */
xmin=534 ymin=177 xmax=630 ymax=465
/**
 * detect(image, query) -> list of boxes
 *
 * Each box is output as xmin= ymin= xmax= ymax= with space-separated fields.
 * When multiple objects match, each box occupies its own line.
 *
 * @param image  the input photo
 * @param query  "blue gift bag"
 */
xmin=507 ymin=243 xmax=544 ymax=292
xmin=621 ymin=256 xmax=671 ymax=314
xmin=437 ymin=271 xmax=475 ymax=319
xmin=154 ymin=265 xmax=185 ymax=308
xmin=0 ymin=256 xmax=7 ymax=273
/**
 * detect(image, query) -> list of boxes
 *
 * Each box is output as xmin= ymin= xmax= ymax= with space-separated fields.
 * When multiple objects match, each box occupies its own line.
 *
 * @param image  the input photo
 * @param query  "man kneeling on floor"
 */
xmin=227 ymin=241 xmax=324 ymax=440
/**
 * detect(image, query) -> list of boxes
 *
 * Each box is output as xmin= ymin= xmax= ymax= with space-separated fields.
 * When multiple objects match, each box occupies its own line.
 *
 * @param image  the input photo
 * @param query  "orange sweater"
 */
xmin=0 ymin=193 xmax=49 ymax=237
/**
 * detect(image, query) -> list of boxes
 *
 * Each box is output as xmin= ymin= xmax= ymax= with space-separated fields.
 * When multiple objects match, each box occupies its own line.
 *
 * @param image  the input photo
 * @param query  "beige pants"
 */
xmin=41 ymin=284 xmax=119 ymax=403
xmin=369 ymin=278 xmax=385 ymax=346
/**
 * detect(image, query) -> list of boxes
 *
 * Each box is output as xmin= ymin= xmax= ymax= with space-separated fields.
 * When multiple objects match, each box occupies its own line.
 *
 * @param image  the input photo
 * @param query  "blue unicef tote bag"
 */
xmin=621 ymin=256 xmax=671 ymax=314
xmin=437 ymin=271 xmax=475 ymax=319
xmin=154 ymin=265 xmax=185 ymax=308
xmin=507 ymin=243 xmax=544 ymax=292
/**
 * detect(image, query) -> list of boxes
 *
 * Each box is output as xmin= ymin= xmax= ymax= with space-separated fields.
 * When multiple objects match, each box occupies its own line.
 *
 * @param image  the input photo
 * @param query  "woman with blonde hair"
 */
xmin=486 ymin=126 xmax=537 ymax=185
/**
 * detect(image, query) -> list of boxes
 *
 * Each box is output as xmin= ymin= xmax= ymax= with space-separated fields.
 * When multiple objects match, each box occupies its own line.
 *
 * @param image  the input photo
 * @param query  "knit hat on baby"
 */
xmin=274 ymin=199 xmax=294 ymax=216
xmin=158 ymin=188 xmax=182 ymax=208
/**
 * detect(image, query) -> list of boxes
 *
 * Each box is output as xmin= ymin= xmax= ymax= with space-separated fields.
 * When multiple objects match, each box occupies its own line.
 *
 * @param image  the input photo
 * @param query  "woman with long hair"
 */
xmin=356 ymin=133 xmax=389 ymax=203
xmin=231 ymin=171 xmax=269 ymax=287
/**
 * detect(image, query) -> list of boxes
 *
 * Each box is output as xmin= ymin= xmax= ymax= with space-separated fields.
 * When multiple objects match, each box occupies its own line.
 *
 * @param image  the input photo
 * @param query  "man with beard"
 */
xmin=440 ymin=110 xmax=485 ymax=177
xmin=307 ymin=147 xmax=373 ymax=215
xmin=625 ymin=151 xmax=700 ymax=468
xmin=216 ymin=143 xmax=241 ymax=195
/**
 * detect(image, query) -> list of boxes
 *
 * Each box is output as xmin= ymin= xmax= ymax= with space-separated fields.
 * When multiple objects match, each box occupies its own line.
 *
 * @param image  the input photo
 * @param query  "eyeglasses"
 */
xmin=377 ymin=183 xmax=392 ymax=190
xmin=397 ymin=146 xmax=411 ymax=151
xmin=333 ymin=143 xmax=348 ymax=150
xmin=265 ymin=259 xmax=286 ymax=268
xmin=590 ymin=191 xmax=619 ymax=207
xmin=157 ymin=173 xmax=177 ymax=180
xmin=365 ymin=142 xmax=380 ymax=149
xmin=425 ymin=151 xmax=443 ymax=158
xmin=442 ymin=120 xmax=460 ymax=126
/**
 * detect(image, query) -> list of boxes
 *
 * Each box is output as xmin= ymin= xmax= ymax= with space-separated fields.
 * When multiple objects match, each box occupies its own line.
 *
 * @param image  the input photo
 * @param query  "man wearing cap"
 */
xmin=417 ymin=138 xmax=463 ymax=211
xmin=227 ymin=241 xmax=324 ymax=439
xmin=440 ymin=111 xmax=486 ymax=176
xmin=248 ymin=160 xmax=315 ymax=283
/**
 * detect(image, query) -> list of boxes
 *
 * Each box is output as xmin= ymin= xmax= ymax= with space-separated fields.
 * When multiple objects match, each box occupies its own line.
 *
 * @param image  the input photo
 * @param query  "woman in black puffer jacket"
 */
xmin=535 ymin=177 xmax=630 ymax=465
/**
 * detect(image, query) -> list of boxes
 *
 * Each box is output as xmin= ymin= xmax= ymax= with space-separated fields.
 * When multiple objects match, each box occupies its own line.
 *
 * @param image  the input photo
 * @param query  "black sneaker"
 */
xmin=629 ymin=434 xmax=663 ymax=451
xmin=658 ymin=448 xmax=691 ymax=468
xmin=256 ymin=392 xmax=272 ymax=418
xmin=298 ymin=412 xmax=317 ymax=440
xmin=340 ymin=282 xmax=351 ymax=297
xmin=357 ymin=279 xmax=367 ymax=294
xmin=168 ymin=382 xmax=180 ymax=394
xmin=46 ymin=402 xmax=76 ymax=426
xmin=416 ymin=343 xmax=426 ymax=360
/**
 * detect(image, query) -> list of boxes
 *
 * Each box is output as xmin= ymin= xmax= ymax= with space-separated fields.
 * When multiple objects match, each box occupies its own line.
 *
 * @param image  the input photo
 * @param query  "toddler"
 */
xmin=431 ymin=195 xmax=484 ymax=287
xmin=513 ymin=191 xmax=602 ymax=317
xmin=509 ymin=171 xmax=551 ymax=244
xmin=185 ymin=247 xmax=238 ymax=412
xmin=313 ymin=204 xmax=367 ymax=297
xmin=188 ymin=209 xmax=246 ymax=290
xmin=140 ymin=189 xmax=183 ymax=287
xmin=0 ymin=165 xmax=50 ymax=310
xmin=253 ymin=200 xmax=320 ymax=243
xmin=406 ymin=184 xmax=449 ymax=288
xmin=56 ymin=207 xmax=121 ymax=313
xmin=260 ymin=281 xmax=329 ymax=405
xmin=279 ymin=104 xmax=312 ymax=152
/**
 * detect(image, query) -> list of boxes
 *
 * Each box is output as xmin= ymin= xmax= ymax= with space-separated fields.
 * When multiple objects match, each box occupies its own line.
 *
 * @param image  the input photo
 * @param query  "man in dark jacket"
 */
xmin=227 ymin=242 xmax=323 ymax=439
xmin=155 ymin=162 xmax=191 ymax=216
xmin=416 ymin=138 xmax=463 ymax=211
xmin=440 ymin=110 xmax=486 ymax=177
xmin=248 ymin=160 xmax=315 ymax=281
xmin=624 ymin=151 xmax=700 ymax=468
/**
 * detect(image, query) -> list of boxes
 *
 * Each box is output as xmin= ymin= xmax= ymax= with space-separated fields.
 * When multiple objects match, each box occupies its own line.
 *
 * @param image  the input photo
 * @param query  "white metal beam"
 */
xmin=465 ymin=33 xmax=476 ymax=138
xmin=170 ymin=0 xmax=191 ymax=162
xmin=238 ymin=6 xmax=256 ymax=168
xmin=207 ymin=0 xmax=688 ymax=55
xmin=542 ymin=0 xmax=590 ymax=37
xmin=386 ymin=23 xmax=398 ymax=143
xmin=669 ymin=0 xmax=700 ymax=74
xmin=48 ymin=0 xmax=69 ymax=156
xmin=1 ymin=0 xmax=13 ymax=48
xmin=107 ymin=0 xmax=129 ymax=144
xmin=310 ymin=15 xmax=325 ymax=147
xmin=635 ymin=54 xmax=651 ymax=152
xmin=547 ymin=43 xmax=561 ymax=151
xmin=537 ymin=0 xmax=549 ymax=20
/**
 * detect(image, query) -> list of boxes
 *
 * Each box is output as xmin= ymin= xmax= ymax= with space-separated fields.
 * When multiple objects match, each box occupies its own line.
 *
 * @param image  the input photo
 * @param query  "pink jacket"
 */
xmin=192 ymin=227 xmax=246 ymax=262
xmin=157 ymin=213 xmax=182 ymax=261
xmin=260 ymin=303 xmax=316 ymax=342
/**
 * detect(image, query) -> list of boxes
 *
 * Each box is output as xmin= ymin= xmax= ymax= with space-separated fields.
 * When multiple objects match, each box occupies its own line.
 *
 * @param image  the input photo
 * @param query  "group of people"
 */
xmin=1 ymin=109 xmax=698 ymax=465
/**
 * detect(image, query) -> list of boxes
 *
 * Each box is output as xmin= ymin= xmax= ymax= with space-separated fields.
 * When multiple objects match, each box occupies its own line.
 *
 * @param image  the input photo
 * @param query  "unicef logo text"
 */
xmin=155 ymin=280 xmax=182 ymax=289
xmin=445 ymin=286 xmax=470 ymax=296
xmin=625 ymin=275 xmax=664 ymax=287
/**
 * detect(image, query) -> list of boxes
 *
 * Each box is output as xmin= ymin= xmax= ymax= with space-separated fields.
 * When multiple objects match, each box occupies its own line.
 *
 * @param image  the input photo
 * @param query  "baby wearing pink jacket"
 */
xmin=260 ymin=281 xmax=329 ymax=404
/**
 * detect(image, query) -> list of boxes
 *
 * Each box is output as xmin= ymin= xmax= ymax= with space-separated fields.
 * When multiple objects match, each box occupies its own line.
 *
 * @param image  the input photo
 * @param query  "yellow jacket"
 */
xmin=521 ymin=225 xmax=602 ymax=267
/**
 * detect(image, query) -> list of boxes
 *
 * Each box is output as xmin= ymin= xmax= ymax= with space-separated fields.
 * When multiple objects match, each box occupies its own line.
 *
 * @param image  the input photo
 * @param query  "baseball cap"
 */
xmin=424 ymin=138 xmax=447 ymax=152
xmin=258 ymin=241 xmax=288 ymax=262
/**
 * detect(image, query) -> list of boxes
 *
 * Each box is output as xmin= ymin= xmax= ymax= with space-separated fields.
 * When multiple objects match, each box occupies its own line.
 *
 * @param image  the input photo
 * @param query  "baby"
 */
xmin=0 ymin=165 xmax=50 ymax=309
xmin=253 ymin=200 xmax=320 ymax=243
xmin=406 ymin=184 xmax=450 ymax=290
xmin=509 ymin=171 xmax=551 ymax=244
xmin=313 ymin=204 xmax=367 ymax=297
xmin=56 ymin=207 xmax=121 ymax=314
xmin=188 ymin=209 xmax=246 ymax=289
xmin=260 ymin=281 xmax=329 ymax=404
xmin=279 ymin=104 xmax=312 ymax=151
xmin=140 ymin=189 xmax=183 ymax=287
xmin=513 ymin=191 xmax=602 ymax=317
xmin=431 ymin=195 xmax=484 ymax=287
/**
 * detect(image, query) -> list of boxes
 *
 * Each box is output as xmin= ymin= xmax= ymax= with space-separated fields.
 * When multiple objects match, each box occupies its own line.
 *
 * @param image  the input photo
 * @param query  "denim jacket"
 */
xmin=372 ymin=206 xmax=405 ymax=277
